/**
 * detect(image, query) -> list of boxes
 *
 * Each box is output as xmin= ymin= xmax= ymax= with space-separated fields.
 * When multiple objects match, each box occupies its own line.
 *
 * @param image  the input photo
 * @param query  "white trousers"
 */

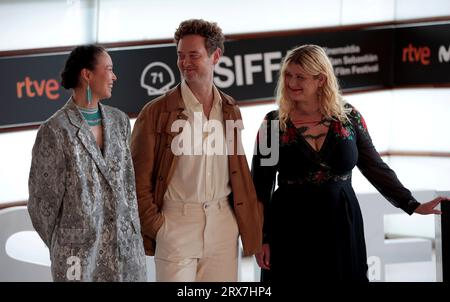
xmin=154 ymin=197 xmax=239 ymax=282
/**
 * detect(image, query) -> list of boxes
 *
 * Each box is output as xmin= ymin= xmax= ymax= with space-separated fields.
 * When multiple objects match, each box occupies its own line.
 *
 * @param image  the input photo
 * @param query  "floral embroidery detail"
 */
xmin=280 ymin=126 xmax=298 ymax=145
xmin=308 ymin=170 xmax=351 ymax=184
xmin=351 ymin=108 xmax=368 ymax=133
xmin=331 ymin=120 xmax=354 ymax=140
xmin=344 ymin=103 xmax=368 ymax=135
xmin=312 ymin=170 xmax=328 ymax=184
xmin=281 ymin=170 xmax=351 ymax=186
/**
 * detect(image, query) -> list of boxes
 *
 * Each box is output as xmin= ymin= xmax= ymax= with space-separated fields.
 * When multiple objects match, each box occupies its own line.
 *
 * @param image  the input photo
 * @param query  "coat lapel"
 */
xmin=98 ymin=103 xmax=114 ymax=161
xmin=219 ymin=91 xmax=236 ymax=121
xmin=163 ymin=85 xmax=188 ymax=182
xmin=65 ymin=98 xmax=113 ymax=188
xmin=164 ymin=84 xmax=189 ymax=137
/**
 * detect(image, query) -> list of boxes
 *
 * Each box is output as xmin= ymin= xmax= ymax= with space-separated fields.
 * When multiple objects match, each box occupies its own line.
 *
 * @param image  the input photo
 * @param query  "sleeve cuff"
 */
xmin=403 ymin=199 xmax=421 ymax=215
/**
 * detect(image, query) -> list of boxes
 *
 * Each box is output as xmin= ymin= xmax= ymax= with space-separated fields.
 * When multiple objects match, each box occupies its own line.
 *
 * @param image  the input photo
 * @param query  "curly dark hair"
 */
xmin=174 ymin=19 xmax=225 ymax=55
xmin=60 ymin=45 xmax=105 ymax=89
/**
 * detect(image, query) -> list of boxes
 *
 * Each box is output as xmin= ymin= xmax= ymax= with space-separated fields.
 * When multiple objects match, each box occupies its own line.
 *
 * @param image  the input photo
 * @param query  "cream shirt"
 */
xmin=164 ymin=81 xmax=231 ymax=203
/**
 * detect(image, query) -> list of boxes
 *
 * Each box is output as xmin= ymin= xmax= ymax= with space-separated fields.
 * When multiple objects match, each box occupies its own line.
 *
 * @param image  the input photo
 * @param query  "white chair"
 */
xmin=0 ymin=206 xmax=52 ymax=281
xmin=358 ymin=190 xmax=435 ymax=282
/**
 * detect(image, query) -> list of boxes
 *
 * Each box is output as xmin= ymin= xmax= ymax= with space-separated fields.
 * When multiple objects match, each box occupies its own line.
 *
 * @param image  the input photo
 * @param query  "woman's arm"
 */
xmin=349 ymin=105 xmax=421 ymax=215
xmin=28 ymin=123 xmax=66 ymax=247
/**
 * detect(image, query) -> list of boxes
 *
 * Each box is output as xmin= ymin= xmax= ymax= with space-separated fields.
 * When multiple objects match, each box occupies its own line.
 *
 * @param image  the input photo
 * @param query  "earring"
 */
xmin=87 ymin=84 xmax=92 ymax=105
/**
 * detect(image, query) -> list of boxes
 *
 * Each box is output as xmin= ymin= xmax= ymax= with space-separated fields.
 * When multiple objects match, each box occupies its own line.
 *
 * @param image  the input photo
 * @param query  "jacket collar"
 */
xmin=165 ymin=83 xmax=235 ymax=116
xmin=219 ymin=90 xmax=235 ymax=117
xmin=64 ymin=97 xmax=114 ymax=188
xmin=166 ymin=84 xmax=186 ymax=112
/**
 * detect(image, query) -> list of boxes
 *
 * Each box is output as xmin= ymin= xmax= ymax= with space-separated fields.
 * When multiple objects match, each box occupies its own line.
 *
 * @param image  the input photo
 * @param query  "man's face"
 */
xmin=177 ymin=34 xmax=220 ymax=86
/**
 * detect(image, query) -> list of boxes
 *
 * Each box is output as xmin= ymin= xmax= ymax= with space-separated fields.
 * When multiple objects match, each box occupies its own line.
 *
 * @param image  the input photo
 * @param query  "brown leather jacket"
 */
xmin=131 ymin=85 xmax=263 ymax=256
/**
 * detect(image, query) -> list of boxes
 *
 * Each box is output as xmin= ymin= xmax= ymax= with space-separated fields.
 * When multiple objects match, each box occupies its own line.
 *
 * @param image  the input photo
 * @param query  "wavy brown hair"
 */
xmin=174 ymin=19 xmax=225 ymax=55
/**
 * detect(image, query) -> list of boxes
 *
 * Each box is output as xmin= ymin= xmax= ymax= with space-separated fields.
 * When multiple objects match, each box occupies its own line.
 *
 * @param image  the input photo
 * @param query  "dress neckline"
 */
xmin=287 ymin=118 xmax=332 ymax=154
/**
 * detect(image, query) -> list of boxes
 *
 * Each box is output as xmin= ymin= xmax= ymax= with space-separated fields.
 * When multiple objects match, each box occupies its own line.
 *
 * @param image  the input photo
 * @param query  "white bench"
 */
xmin=358 ymin=190 xmax=435 ymax=281
xmin=0 ymin=206 xmax=52 ymax=281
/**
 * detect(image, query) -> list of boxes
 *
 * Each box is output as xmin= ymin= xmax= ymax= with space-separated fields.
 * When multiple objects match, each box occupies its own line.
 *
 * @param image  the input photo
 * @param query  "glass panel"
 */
xmin=342 ymin=0 xmax=395 ymax=25
xmin=0 ymin=0 xmax=96 ymax=51
xmin=97 ymin=0 xmax=341 ymax=43
xmin=396 ymin=0 xmax=450 ymax=20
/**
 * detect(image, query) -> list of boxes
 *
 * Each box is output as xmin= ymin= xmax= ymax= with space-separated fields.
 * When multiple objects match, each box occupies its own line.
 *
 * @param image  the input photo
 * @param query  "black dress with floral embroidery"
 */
xmin=251 ymin=103 xmax=420 ymax=282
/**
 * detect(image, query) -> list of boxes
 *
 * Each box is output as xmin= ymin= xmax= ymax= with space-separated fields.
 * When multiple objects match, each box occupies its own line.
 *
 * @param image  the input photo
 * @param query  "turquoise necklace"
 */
xmin=77 ymin=105 xmax=102 ymax=126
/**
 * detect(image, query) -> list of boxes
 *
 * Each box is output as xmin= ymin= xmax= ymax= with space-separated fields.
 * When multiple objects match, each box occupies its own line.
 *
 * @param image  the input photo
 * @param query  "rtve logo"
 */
xmin=402 ymin=44 xmax=450 ymax=65
xmin=16 ymin=76 xmax=60 ymax=100
xmin=401 ymin=44 xmax=430 ymax=65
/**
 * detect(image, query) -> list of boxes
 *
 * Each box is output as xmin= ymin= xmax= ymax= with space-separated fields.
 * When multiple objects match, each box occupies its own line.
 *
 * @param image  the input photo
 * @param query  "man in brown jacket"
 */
xmin=131 ymin=19 xmax=263 ymax=282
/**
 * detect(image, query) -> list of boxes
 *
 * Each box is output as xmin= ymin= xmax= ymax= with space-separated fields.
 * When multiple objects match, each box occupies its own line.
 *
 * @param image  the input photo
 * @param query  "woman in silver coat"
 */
xmin=28 ymin=45 xmax=147 ymax=281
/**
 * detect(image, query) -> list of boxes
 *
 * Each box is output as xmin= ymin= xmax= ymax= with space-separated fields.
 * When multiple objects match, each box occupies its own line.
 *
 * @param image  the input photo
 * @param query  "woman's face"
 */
xmin=284 ymin=62 xmax=322 ymax=104
xmin=88 ymin=51 xmax=117 ymax=100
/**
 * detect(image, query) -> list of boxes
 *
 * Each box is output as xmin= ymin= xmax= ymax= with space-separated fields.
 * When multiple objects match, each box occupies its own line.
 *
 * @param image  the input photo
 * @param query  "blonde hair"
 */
xmin=276 ymin=44 xmax=349 ymax=131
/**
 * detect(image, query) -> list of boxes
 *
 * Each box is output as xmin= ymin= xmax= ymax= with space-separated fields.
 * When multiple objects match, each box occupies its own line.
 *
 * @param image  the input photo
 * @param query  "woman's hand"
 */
xmin=414 ymin=196 xmax=449 ymax=215
xmin=255 ymin=243 xmax=271 ymax=270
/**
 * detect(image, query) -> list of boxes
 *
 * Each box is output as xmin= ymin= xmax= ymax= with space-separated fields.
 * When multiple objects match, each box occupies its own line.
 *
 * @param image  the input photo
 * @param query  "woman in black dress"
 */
xmin=251 ymin=44 xmax=447 ymax=282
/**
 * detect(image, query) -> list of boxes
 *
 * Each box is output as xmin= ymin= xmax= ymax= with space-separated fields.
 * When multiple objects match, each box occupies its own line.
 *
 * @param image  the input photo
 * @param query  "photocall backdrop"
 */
xmin=0 ymin=22 xmax=449 ymax=129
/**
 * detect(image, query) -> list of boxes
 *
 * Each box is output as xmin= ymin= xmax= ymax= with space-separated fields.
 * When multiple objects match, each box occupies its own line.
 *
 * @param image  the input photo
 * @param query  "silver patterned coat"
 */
xmin=28 ymin=98 xmax=147 ymax=282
